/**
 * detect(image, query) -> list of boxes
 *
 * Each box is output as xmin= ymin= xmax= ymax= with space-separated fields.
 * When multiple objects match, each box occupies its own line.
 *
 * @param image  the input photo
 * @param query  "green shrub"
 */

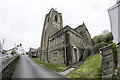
xmin=92 ymin=35 xmax=104 ymax=44
xmin=11 ymin=50 xmax=16 ymax=55
xmin=112 ymin=73 xmax=118 ymax=79
xmin=92 ymin=32 xmax=113 ymax=45
xmin=93 ymin=42 xmax=106 ymax=54
xmin=106 ymin=32 xmax=113 ymax=43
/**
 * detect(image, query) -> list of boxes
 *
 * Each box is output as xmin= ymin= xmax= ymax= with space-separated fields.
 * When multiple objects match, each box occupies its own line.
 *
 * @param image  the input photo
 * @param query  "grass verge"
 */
xmin=67 ymin=53 xmax=102 ymax=78
xmin=32 ymin=58 xmax=68 ymax=72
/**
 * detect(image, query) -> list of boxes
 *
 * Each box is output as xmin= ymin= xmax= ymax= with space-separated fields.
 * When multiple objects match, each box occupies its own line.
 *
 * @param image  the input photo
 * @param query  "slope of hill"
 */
xmin=67 ymin=53 xmax=102 ymax=78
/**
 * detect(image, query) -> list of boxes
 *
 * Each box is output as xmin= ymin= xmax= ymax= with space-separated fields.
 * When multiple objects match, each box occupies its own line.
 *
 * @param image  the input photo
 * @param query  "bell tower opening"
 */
xmin=55 ymin=15 xmax=57 ymax=22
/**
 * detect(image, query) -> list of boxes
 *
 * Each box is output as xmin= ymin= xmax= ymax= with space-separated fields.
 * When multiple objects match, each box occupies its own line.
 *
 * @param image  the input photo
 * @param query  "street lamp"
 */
xmin=108 ymin=1 xmax=120 ymax=44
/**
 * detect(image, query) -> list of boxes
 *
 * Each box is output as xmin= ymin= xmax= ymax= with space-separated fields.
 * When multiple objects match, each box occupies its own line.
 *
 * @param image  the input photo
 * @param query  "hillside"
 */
xmin=67 ymin=53 xmax=102 ymax=78
xmin=32 ymin=58 xmax=68 ymax=72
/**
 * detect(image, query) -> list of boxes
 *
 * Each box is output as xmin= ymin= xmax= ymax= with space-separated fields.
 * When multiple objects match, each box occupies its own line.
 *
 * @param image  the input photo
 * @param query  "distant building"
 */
xmin=28 ymin=48 xmax=37 ymax=58
xmin=39 ymin=8 xmax=93 ymax=66
xmin=36 ymin=47 xmax=41 ymax=59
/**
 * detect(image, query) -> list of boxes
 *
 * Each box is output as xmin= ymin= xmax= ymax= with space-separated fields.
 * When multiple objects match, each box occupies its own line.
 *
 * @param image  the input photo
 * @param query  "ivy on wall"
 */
xmin=112 ymin=43 xmax=118 ymax=68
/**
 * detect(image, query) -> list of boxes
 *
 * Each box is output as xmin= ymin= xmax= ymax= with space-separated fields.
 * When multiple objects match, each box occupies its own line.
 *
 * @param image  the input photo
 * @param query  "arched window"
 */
xmin=55 ymin=15 xmax=57 ymax=22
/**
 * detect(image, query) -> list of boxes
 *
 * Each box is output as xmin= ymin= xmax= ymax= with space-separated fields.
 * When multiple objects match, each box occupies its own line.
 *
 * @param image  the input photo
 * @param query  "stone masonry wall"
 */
xmin=68 ymin=29 xmax=85 ymax=64
xmin=100 ymin=44 xmax=114 ymax=78
xmin=118 ymin=43 xmax=120 ymax=68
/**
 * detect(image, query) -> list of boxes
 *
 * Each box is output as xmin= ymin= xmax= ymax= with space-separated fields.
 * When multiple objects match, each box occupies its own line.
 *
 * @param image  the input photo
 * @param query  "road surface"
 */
xmin=12 ymin=55 xmax=68 ymax=79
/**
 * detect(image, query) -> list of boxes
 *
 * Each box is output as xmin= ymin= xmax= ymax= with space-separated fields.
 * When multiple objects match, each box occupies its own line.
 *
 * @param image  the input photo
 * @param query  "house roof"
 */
xmin=49 ymin=25 xmax=84 ymax=40
xmin=29 ymin=48 xmax=36 ymax=52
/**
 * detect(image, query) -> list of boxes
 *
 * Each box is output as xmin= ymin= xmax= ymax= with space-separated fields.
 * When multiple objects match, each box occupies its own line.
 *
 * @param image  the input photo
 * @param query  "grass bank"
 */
xmin=32 ymin=58 xmax=68 ymax=72
xmin=67 ymin=53 xmax=102 ymax=78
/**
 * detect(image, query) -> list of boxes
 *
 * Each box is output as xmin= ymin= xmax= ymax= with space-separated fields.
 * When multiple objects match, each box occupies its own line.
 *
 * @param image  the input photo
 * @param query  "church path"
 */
xmin=12 ymin=55 xmax=67 ymax=78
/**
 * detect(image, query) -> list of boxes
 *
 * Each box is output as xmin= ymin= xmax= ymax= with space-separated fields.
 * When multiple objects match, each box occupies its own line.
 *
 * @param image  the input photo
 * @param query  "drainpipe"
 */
xmin=64 ymin=29 xmax=67 ymax=65
xmin=46 ymin=37 xmax=49 ymax=63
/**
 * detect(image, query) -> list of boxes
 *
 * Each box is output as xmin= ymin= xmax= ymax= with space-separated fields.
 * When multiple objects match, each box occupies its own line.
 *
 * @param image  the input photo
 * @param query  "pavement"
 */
xmin=59 ymin=68 xmax=75 ymax=76
xmin=12 ymin=55 xmax=70 ymax=79
xmin=59 ymin=61 xmax=84 ymax=76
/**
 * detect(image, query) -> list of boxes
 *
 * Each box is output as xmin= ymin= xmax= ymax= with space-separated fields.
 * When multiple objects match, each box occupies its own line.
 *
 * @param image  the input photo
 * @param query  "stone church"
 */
xmin=39 ymin=8 xmax=93 ymax=66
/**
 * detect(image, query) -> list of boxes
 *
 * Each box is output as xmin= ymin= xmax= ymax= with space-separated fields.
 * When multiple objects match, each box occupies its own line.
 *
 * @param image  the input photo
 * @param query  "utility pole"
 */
xmin=64 ymin=29 xmax=67 ymax=65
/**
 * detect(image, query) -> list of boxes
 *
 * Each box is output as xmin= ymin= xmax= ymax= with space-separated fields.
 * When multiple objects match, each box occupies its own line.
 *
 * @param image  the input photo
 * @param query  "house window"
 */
xmin=52 ymin=52 xmax=59 ymax=59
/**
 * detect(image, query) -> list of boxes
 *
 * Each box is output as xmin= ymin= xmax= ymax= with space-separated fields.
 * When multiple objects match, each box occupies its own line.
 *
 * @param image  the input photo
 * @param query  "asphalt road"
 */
xmin=12 ymin=55 xmax=68 ymax=79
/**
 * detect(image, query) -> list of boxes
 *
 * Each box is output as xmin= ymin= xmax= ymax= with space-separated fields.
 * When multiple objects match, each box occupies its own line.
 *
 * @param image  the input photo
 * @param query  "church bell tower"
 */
xmin=40 ymin=8 xmax=63 ymax=61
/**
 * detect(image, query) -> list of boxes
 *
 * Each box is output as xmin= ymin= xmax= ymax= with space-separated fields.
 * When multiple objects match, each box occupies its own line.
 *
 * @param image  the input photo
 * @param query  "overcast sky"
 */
xmin=0 ymin=0 xmax=116 ymax=52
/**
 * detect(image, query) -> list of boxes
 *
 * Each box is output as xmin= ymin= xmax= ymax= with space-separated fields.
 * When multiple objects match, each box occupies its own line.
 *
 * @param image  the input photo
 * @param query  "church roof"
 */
xmin=49 ymin=25 xmax=83 ymax=40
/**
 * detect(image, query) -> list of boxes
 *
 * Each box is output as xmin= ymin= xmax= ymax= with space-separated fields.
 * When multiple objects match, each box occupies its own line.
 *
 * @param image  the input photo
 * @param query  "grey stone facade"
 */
xmin=28 ymin=48 xmax=37 ymax=57
xmin=100 ymin=44 xmax=114 ymax=78
xmin=39 ymin=8 xmax=93 ymax=65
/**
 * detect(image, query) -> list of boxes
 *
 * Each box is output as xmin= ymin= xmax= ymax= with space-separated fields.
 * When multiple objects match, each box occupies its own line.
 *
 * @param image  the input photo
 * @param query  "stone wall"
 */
xmin=68 ymin=29 xmax=85 ymax=64
xmin=48 ymin=48 xmax=65 ymax=64
xmin=75 ymin=23 xmax=93 ymax=47
xmin=48 ymin=28 xmax=65 ymax=64
xmin=117 ymin=43 xmax=120 ymax=68
xmin=40 ymin=8 xmax=63 ymax=62
xmin=39 ymin=9 xmax=93 ymax=66
xmin=117 ymin=42 xmax=120 ymax=79
xmin=47 ymin=26 xmax=89 ymax=65
xmin=100 ymin=44 xmax=114 ymax=78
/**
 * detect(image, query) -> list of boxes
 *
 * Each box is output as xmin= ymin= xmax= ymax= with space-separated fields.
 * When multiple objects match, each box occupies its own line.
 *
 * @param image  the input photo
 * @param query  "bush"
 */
xmin=11 ymin=50 xmax=16 ymax=55
xmin=93 ymin=42 xmax=106 ymax=54
xmin=92 ymin=35 xmax=104 ymax=44
xmin=92 ymin=32 xmax=113 ymax=45
xmin=106 ymin=32 xmax=113 ymax=43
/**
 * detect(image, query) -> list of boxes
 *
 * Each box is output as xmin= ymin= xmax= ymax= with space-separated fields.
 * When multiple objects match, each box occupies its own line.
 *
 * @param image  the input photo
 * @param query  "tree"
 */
xmin=92 ymin=32 xmax=113 ymax=45
xmin=93 ymin=42 xmax=105 ymax=54
xmin=92 ymin=35 xmax=105 ymax=45
xmin=102 ymin=30 xmax=110 ymax=35
xmin=11 ymin=50 xmax=16 ymax=55
xmin=106 ymin=32 xmax=113 ymax=43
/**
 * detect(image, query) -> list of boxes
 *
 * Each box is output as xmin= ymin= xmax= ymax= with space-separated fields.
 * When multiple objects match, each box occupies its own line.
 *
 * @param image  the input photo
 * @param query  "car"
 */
xmin=32 ymin=53 xmax=37 ymax=58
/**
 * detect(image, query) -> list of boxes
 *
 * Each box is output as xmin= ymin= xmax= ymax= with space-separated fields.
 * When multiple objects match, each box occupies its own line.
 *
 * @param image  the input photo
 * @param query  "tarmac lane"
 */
xmin=12 ymin=55 xmax=71 ymax=80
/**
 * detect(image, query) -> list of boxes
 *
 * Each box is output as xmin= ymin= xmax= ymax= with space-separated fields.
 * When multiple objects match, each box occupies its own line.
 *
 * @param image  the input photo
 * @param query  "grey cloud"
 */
xmin=0 ymin=0 xmax=116 ymax=51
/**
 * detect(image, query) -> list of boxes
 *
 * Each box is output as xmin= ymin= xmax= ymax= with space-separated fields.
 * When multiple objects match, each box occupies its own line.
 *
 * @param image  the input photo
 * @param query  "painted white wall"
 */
xmin=108 ymin=3 xmax=120 ymax=43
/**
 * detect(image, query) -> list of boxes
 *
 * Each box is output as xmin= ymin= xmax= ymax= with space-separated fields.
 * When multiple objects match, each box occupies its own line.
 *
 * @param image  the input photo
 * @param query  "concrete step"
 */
xmin=59 ymin=68 xmax=75 ymax=76
xmin=70 ymin=61 xmax=84 ymax=68
xmin=59 ymin=61 xmax=85 ymax=76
